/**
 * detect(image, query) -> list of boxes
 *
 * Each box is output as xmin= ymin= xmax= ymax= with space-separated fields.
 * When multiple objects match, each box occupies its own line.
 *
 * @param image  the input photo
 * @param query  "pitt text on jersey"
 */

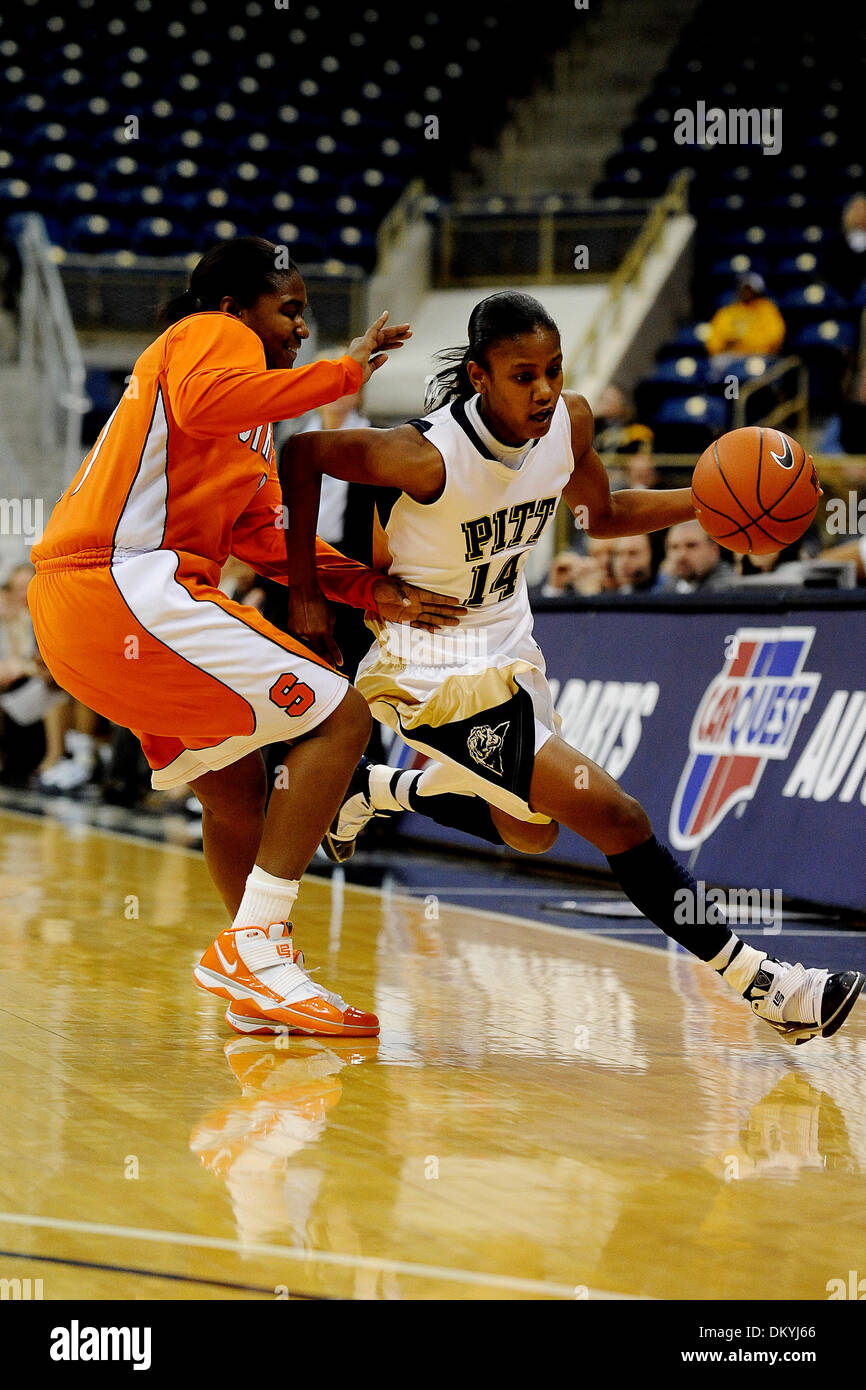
xmin=461 ymin=497 xmax=558 ymax=606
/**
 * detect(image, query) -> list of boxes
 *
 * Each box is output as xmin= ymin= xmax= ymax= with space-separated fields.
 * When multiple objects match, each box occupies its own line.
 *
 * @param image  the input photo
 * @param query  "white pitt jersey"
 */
xmin=376 ymin=394 xmax=574 ymax=631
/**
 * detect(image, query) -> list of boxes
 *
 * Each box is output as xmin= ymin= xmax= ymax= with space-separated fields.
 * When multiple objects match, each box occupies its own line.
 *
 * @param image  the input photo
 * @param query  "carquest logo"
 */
xmin=670 ymin=627 xmax=820 ymax=850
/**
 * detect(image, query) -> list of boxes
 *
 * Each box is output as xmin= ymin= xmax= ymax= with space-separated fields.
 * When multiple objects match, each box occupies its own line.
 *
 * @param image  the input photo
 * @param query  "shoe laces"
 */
xmin=242 ymin=926 xmax=349 ymax=1011
xmin=289 ymin=960 xmax=348 ymax=1013
xmin=337 ymin=792 xmax=376 ymax=838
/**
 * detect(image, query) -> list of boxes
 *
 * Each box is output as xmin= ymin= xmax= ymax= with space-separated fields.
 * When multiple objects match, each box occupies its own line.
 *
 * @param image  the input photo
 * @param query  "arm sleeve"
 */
xmin=163 ymin=314 xmax=364 ymax=438
xmin=229 ymin=468 xmax=381 ymax=611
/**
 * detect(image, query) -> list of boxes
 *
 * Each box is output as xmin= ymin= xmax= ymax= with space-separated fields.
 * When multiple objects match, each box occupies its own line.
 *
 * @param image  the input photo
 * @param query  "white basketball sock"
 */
xmin=706 ymin=936 xmax=768 ymax=995
xmin=232 ymin=864 xmax=299 ymax=931
xmin=368 ymin=764 xmax=420 ymax=812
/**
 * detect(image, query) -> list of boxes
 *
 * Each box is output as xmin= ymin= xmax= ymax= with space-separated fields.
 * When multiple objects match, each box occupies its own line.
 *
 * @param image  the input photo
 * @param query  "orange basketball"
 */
xmin=691 ymin=426 xmax=821 ymax=555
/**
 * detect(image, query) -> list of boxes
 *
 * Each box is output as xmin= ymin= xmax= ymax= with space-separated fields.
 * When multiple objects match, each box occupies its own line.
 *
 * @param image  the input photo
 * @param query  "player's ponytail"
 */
xmin=424 ymin=290 xmax=559 ymax=411
xmin=424 ymin=345 xmax=474 ymax=410
xmin=157 ymin=236 xmax=300 ymax=326
xmin=159 ymin=287 xmax=201 ymax=325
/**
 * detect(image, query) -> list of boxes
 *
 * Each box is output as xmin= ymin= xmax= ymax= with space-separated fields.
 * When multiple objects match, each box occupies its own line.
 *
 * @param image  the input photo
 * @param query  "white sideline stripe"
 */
xmin=0 ymin=1211 xmax=640 ymax=1299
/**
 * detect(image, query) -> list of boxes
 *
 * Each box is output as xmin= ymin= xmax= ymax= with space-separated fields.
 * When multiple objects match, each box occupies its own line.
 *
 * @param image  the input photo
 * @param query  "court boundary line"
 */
xmin=0 ymin=1247 xmax=329 ymax=1299
xmin=0 ymin=803 xmax=651 ymax=1302
xmin=0 ymin=1212 xmax=641 ymax=1300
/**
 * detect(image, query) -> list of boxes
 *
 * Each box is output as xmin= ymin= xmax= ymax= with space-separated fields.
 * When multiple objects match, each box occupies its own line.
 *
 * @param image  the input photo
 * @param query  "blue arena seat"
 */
xmin=788 ymin=319 xmax=856 ymax=412
xmin=66 ymin=213 xmax=128 ymax=252
xmin=656 ymin=394 xmax=733 ymax=425
xmin=651 ymin=394 xmax=729 ymax=453
xmin=129 ymin=215 xmax=190 ymax=254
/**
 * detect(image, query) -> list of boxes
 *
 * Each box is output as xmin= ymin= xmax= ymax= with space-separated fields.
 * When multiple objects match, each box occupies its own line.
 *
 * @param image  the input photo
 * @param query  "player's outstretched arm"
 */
xmin=279 ymin=425 xmax=458 ymax=652
xmin=562 ymin=391 xmax=695 ymax=538
xmin=278 ymin=423 xmax=443 ymax=596
xmin=281 ymin=422 xmax=445 ymax=500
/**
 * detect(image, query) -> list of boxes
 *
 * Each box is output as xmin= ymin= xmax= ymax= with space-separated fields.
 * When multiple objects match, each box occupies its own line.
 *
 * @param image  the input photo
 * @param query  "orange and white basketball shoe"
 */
xmin=194 ymin=921 xmax=379 ymax=1037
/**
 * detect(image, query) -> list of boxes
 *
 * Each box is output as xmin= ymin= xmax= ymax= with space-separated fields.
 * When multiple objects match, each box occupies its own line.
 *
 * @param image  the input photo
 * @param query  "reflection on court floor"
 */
xmin=0 ymin=807 xmax=864 ymax=1300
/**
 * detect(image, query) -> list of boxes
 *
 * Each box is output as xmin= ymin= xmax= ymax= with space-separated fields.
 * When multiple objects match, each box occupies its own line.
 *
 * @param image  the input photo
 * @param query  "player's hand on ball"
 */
xmin=371 ymin=576 xmax=467 ymax=632
xmin=347 ymin=311 xmax=412 ymax=382
xmin=288 ymin=582 xmax=343 ymax=667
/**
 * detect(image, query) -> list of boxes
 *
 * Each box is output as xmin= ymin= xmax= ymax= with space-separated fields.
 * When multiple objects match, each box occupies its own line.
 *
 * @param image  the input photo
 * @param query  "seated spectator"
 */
xmin=661 ymin=520 xmax=735 ymax=592
xmin=0 ymin=563 xmax=64 ymax=785
xmin=538 ymin=550 xmax=590 ymax=597
xmin=612 ymin=447 xmax=662 ymax=493
xmin=100 ymin=725 xmax=158 ymax=809
xmin=731 ymin=550 xmax=806 ymax=585
xmin=705 ymin=273 xmax=786 ymax=359
xmin=535 ymin=539 xmax=617 ymax=598
xmin=593 ymin=383 xmax=654 ymax=456
xmin=0 ymin=556 xmax=112 ymax=795
xmin=611 ymin=534 xmax=666 ymax=593
xmin=584 ymin=536 xmax=618 ymax=592
xmin=38 ymin=702 xmax=108 ymax=793
xmin=625 ymin=449 xmax=660 ymax=489
xmin=820 ymin=194 xmax=866 ymax=302
xmin=0 ymin=562 xmax=36 ymax=686
xmin=818 ymin=535 xmax=866 ymax=584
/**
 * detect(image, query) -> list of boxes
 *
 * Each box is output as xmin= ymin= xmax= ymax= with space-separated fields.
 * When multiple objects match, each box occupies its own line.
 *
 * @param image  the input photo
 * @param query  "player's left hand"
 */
xmin=371 ymin=576 xmax=467 ymax=632
xmin=347 ymin=311 xmax=412 ymax=382
xmin=288 ymin=583 xmax=343 ymax=667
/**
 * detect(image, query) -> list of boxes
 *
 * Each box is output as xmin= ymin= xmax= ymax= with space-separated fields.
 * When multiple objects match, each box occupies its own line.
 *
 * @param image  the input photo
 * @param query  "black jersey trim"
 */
xmin=406 ymin=417 xmax=433 ymax=435
xmin=450 ymin=397 xmax=541 ymax=463
xmin=450 ymin=398 xmax=500 ymax=460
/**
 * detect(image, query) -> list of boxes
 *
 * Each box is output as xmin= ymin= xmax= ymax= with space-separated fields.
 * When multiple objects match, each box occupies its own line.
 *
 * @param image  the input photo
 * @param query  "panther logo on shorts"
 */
xmin=467 ymin=721 xmax=509 ymax=777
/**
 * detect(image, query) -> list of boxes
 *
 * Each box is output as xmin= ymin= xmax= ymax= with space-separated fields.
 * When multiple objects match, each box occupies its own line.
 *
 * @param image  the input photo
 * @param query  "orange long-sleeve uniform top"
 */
xmin=31 ymin=312 xmax=378 ymax=607
xmin=705 ymin=297 xmax=787 ymax=357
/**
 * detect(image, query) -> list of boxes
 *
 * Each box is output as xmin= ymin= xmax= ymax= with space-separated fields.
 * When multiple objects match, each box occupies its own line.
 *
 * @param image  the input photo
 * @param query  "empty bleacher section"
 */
xmin=0 ymin=0 xmax=580 ymax=267
xmin=0 ymin=0 xmax=717 ymax=587
xmin=0 ymin=0 xmax=606 ymax=485
xmin=454 ymin=0 xmax=699 ymax=200
xmin=3 ymin=0 xmax=861 ymax=521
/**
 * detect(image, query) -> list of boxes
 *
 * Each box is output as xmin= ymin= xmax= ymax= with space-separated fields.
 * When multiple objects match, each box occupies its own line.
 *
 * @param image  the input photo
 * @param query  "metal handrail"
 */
xmin=731 ymin=355 xmax=808 ymax=436
xmin=17 ymin=214 xmax=90 ymax=483
xmin=565 ymin=170 xmax=693 ymax=386
xmin=376 ymin=178 xmax=429 ymax=267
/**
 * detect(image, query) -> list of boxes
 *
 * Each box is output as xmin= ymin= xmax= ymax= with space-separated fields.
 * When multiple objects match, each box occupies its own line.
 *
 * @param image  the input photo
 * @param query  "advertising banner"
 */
xmin=387 ymin=595 xmax=866 ymax=911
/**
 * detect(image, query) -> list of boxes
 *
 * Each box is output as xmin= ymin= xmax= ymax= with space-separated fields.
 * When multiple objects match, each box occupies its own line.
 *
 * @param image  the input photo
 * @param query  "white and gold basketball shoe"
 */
xmin=322 ymin=756 xmax=396 ymax=863
xmin=745 ymin=958 xmax=865 ymax=1045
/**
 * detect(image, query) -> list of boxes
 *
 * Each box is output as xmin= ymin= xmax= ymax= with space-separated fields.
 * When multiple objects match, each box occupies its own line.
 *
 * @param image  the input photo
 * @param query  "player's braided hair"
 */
xmin=424 ymin=291 xmax=559 ymax=411
xmin=158 ymin=236 xmax=300 ymax=325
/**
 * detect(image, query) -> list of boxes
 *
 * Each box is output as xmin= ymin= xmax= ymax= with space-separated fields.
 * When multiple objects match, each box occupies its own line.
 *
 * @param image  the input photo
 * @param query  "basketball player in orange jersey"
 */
xmin=28 ymin=236 xmax=464 ymax=1038
xmin=282 ymin=290 xmax=865 ymax=1046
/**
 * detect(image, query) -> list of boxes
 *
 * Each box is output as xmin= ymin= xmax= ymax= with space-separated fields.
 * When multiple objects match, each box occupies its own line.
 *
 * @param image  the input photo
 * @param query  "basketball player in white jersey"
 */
xmin=282 ymin=291 xmax=864 ymax=1045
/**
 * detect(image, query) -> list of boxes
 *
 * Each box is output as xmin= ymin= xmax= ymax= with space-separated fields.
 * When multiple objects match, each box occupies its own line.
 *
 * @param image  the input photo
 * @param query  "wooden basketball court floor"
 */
xmin=1 ymin=803 xmax=865 ymax=1302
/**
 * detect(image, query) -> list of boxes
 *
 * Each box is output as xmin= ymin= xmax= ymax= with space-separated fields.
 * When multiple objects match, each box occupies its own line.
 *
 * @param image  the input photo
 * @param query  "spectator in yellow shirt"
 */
xmin=705 ymin=273 xmax=786 ymax=358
